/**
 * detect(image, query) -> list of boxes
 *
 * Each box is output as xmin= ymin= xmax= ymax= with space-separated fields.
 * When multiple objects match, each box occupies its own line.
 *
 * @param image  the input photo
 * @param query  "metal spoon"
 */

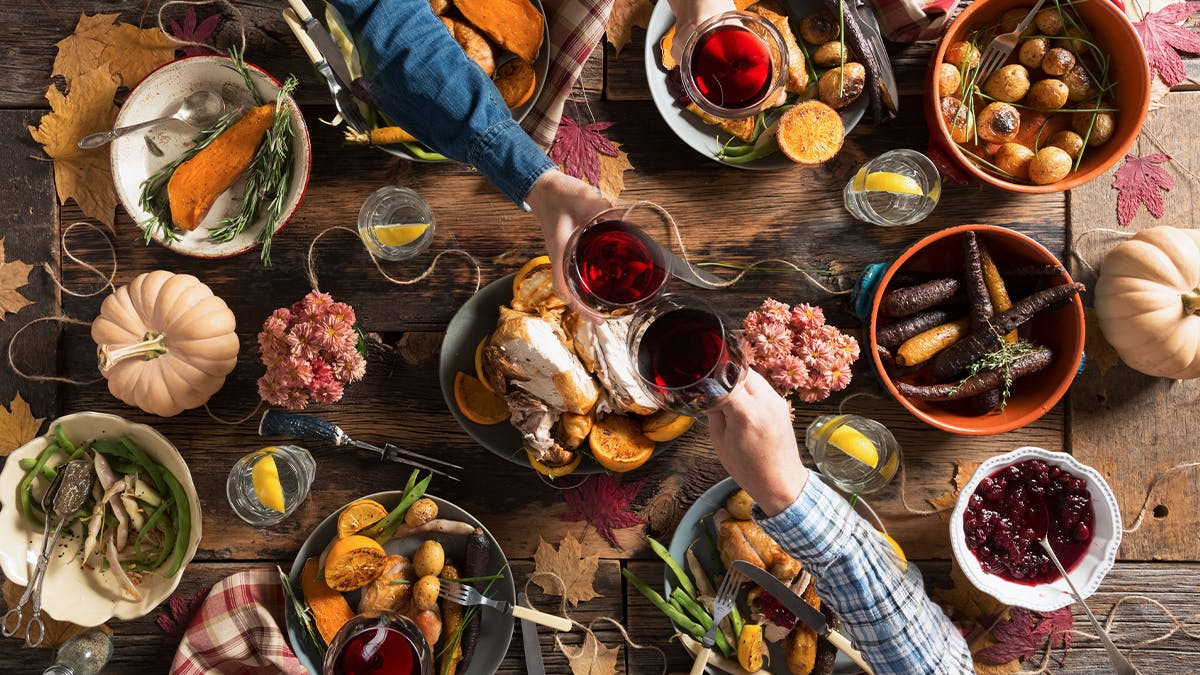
xmin=78 ymin=89 xmax=225 ymax=149
xmin=1032 ymin=498 xmax=1137 ymax=675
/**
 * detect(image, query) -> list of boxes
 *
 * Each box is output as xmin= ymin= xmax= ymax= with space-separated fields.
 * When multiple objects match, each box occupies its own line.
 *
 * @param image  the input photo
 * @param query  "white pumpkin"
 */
xmin=1094 ymin=226 xmax=1200 ymax=379
xmin=91 ymin=271 xmax=239 ymax=416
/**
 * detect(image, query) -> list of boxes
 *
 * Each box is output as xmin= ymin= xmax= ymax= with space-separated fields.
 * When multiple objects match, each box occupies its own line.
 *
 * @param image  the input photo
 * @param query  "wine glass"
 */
xmin=679 ymin=11 xmax=789 ymax=119
xmin=562 ymin=205 xmax=671 ymax=319
xmin=627 ymin=293 xmax=746 ymax=416
xmin=323 ymin=610 xmax=433 ymax=675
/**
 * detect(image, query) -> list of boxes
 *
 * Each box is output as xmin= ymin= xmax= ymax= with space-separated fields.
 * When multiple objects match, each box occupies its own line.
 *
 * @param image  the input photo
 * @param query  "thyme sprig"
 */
xmin=953 ymin=337 xmax=1039 ymax=409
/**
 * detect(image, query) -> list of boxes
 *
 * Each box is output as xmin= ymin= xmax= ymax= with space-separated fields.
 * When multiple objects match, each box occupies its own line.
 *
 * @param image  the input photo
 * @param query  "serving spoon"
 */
xmin=1032 ymin=498 xmax=1137 ymax=675
xmin=78 ymin=89 xmax=225 ymax=149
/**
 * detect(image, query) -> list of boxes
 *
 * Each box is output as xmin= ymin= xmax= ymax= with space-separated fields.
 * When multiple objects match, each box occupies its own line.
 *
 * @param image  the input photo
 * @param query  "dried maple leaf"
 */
xmin=550 ymin=115 xmax=619 ymax=187
xmin=926 ymin=461 xmax=981 ymax=513
xmin=28 ymin=69 xmax=120 ymax=226
xmin=562 ymin=631 xmax=621 ymax=675
xmin=156 ymin=587 xmax=211 ymax=642
xmin=2 ymin=580 xmax=110 ymax=648
xmin=594 ymin=142 xmax=634 ymax=200
xmin=976 ymin=606 xmax=1074 ymax=663
xmin=54 ymin=13 xmax=177 ymax=88
xmin=0 ymin=393 xmax=44 ymax=456
xmin=1134 ymin=2 xmax=1200 ymax=86
xmin=606 ymin=0 xmax=654 ymax=56
xmin=1112 ymin=153 xmax=1175 ymax=226
xmin=532 ymin=534 xmax=602 ymax=606
xmin=561 ymin=473 xmax=646 ymax=549
xmin=168 ymin=7 xmax=221 ymax=56
xmin=1084 ymin=308 xmax=1121 ymax=376
xmin=973 ymin=655 xmax=1022 ymax=675
xmin=932 ymin=564 xmax=1007 ymax=627
xmin=0 ymin=238 xmax=34 ymax=321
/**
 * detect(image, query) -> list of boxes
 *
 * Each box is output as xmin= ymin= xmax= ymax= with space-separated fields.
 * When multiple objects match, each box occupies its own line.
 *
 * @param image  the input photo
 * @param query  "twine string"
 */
xmin=8 ymin=316 xmax=103 ymax=385
xmin=45 ymin=222 xmax=118 ymax=298
xmin=304 ymin=226 xmax=482 ymax=295
xmin=1070 ymin=228 xmax=1133 ymax=275
xmin=203 ymin=400 xmax=264 ymax=426
xmin=155 ymin=0 xmax=246 ymax=55
xmin=1122 ymin=460 xmax=1200 ymax=534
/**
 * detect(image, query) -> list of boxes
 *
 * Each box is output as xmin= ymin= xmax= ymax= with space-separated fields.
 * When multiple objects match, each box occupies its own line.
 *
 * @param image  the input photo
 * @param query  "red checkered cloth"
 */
xmin=171 ymin=569 xmax=306 ymax=675
xmin=870 ymin=0 xmax=963 ymax=42
xmin=521 ymin=0 xmax=614 ymax=148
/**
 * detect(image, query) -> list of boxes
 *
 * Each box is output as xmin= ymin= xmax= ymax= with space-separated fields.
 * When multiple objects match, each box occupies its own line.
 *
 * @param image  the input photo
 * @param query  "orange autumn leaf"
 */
xmin=562 ymin=631 xmax=620 ymax=675
xmin=595 ymin=142 xmax=633 ymax=201
xmin=54 ymin=13 xmax=178 ymax=89
xmin=926 ymin=460 xmax=981 ymax=515
xmin=0 ymin=393 xmax=44 ymax=456
xmin=0 ymin=238 xmax=35 ymax=321
xmin=606 ymin=0 xmax=653 ymax=56
xmin=531 ymin=534 xmax=601 ymax=606
xmin=1 ymin=580 xmax=110 ymax=649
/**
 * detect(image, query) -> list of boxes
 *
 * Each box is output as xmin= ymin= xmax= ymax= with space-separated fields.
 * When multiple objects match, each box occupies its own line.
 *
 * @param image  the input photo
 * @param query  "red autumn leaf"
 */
xmin=1112 ymin=153 xmax=1175 ymax=226
xmin=1134 ymin=2 xmax=1200 ymax=86
xmin=549 ymin=115 xmax=619 ymax=186
xmin=561 ymin=473 xmax=646 ymax=549
xmin=156 ymin=587 xmax=210 ymax=642
xmin=168 ymin=7 xmax=221 ymax=57
xmin=976 ymin=606 xmax=1074 ymax=664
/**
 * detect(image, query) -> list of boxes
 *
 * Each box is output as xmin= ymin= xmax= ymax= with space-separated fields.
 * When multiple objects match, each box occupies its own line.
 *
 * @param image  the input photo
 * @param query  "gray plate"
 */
xmin=438 ymin=274 xmax=678 ymax=473
xmin=285 ymin=491 xmax=514 ymax=674
xmin=668 ymin=477 xmax=855 ymax=673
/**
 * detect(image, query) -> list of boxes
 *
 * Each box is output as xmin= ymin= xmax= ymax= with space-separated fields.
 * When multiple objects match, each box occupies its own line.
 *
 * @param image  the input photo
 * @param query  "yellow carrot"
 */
xmin=980 ymin=247 xmax=1017 ymax=343
xmin=344 ymin=126 xmax=417 ymax=146
xmin=896 ymin=318 xmax=971 ymax=366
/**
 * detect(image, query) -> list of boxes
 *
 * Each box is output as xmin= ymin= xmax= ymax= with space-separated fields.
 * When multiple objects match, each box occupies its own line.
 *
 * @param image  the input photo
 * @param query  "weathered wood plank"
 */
xmin=1068 ymin=90 xmax=1200 ymax=561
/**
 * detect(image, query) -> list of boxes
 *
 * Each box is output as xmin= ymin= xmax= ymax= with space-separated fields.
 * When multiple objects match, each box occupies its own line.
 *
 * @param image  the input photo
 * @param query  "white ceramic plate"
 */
xmin=110 ymin=55 xmax=311 ymax=258
xmin=949 ymin=447 xmax=1122 ymax=612
xmin=0 ymin=412 xmax=202 ymax=626
xmin=644 ymin=0 xmax=872 ymax=170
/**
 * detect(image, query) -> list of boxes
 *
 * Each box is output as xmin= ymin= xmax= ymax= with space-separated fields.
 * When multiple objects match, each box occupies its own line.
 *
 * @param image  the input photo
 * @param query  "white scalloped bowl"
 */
xmin=949 ymin=447 xmax=1121 ymax=612
xmin=0 ymin=412 xmax=202 ymax=626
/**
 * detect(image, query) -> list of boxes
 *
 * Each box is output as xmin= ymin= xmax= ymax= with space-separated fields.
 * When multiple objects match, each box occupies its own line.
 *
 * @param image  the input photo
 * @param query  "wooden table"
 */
xmin=2 ymin=2 xmax=1199 ymax=672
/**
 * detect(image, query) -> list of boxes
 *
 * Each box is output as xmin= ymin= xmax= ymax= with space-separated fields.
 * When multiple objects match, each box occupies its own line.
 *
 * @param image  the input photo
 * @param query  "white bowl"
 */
xmin=949 ymin=447 xmax=1121 ymax=612
xmin=0 ymin=412 xmax=203 ymax=625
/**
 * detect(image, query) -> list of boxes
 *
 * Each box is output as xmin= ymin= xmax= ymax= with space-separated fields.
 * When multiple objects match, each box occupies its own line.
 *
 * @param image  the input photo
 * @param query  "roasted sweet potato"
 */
xmin=660 ymin=25 xmax=677 ymax=70
xmin=750 ymin=1 xmax=809 ymax=94
xmin=299 ymin=557 xmax=355 ymax=644
xmin=493 ymin=58 xmax=536 ymax=108
xmin=777 ymin=100 xmax=844 ymax=165
xmin=685 ymin=102 xmax=756 ymax=142
xmin=455 ymin=0 xmax=544 ymax=63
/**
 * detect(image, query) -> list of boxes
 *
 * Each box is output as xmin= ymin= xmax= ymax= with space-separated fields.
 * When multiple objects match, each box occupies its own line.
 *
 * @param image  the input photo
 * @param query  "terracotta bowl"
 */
xmin=868 ymin=225 xmax=1085 ymax=435
xmin=926 ymin=0 xmax=1151 ymax=192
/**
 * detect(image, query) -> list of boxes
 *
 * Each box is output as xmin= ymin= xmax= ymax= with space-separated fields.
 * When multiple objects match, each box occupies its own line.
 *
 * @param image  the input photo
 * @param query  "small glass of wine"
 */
xmin=563 ymin=205 xmax=671 ymax=319
xmin=679 ymin=11 xmax=789 ymax=119
xmin=627 ymin=293 xmax=746 ymax=416
xmin=323 ymin=611 xmax=433 ymax=675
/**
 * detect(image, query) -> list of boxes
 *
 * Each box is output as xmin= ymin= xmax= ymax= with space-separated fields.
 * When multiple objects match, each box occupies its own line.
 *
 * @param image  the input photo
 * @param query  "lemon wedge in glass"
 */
xmin=828 ymin=423 xmax=880 ymax=469
xmin=251 ymin=451 xmax=287 ymax=513
xmin=372 ymin=223 xmax=430 ymax=247
xmin=852 ymin=170 xmax=924 ymax=196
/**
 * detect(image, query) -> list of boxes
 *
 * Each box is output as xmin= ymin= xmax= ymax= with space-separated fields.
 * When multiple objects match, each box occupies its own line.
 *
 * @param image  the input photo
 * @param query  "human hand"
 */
xmin=668 ymin=0 xmax=738 ymax=65
xmin=525 ymin=169 xmax=612 ymax=320
xmin=707 ymin=369 xmax=810 ymax=517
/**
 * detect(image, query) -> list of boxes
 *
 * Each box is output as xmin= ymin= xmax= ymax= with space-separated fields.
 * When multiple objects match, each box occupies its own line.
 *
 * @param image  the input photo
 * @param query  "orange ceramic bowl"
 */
xmin=927 ymin=0 xmax=1150 ymax=193
xmin=869 ymin=225 xmax=1085 ymax=435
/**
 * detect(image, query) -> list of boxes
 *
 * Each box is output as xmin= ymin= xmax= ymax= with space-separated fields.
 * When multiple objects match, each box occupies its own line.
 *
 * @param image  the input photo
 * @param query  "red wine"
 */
xmin=570 ymin=220 xmax=667 ymax=310
xmin=636 ymin=307 xmax=741 ymax=411
xmin=336 ymin=625 xmax=418 ymax=675
xmin=690 ymin=25 xmax=773 ymax=109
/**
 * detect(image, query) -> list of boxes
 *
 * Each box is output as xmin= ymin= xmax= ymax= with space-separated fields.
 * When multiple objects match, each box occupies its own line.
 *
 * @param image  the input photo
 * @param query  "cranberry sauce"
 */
xmin=962 ymin=459 xmax=1094 ymax=584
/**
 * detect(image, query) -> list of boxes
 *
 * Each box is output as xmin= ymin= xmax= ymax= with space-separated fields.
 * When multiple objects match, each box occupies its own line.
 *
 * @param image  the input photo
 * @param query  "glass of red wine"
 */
xmin=563 ymin=205 xmax=672 ymax=319
xmin=679 ymin=11 xmax=789 ymax=119
xmin=323 ymin=610 xmax=433 ymax=675
xmin=627 ymin=293 xmax=746 ymax=416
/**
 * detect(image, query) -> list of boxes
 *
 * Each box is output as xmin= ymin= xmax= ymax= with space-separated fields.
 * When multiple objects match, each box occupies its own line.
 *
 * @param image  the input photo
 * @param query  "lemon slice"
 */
xmin=828 ymin=422 xmax=880 ymax=469
xmin=877 ymin=530 xmax=908 ymax=572
xmin=373 ymin=223 xmax=430 ymax=247
xmin=251 ymin=452 xmax=287 ymax=513
xmin=853 ymin=170 xmax=924 ymax=196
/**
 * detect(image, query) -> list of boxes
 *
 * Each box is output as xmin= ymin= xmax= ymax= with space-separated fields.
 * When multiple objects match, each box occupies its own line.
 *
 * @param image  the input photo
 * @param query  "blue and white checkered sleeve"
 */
xmin=756 ymin=474 xmax=975 ymax=675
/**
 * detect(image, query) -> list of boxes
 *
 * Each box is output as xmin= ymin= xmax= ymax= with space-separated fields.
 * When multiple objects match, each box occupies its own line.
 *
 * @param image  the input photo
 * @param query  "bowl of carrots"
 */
xmin=868 ymin=225 xmax=1085 ymax=435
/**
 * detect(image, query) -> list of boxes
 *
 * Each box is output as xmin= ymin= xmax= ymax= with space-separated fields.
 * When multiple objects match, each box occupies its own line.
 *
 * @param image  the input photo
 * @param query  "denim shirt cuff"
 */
xmin=467 ymin=118 xmax=557 ymax=206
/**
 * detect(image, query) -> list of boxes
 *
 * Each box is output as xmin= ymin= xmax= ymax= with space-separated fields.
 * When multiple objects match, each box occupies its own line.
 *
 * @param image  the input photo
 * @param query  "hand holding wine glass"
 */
xmin=668 ymin=0 xmax=738 ymax=65
xmin=525 ymin=169 xmax=613 ymax=319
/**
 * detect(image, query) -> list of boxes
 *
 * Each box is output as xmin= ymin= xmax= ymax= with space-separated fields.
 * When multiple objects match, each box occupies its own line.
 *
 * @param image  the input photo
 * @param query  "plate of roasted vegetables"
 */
xmin=869 ymin=225 xmax=1086 ymax=435
xmin=110 ymin=54 xmax=310 ymax=262
xmin=439 ymin=257 xmax=693 ymax=478
xmin=284 ymin=475 xmax=514 ymax=675
xmin=624 ymin=477 xmax=855 ymax=674
xmin=645 ymin=0 xmax=896 ymax=169
xmin=0 ymin=412 xmax=201 ymax=626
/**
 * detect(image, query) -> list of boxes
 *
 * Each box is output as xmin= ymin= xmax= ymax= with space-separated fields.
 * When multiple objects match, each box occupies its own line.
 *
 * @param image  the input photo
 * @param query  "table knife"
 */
xmin=732 ymin=560 xmax=875 ymax=674
xmin=281 ymin=7 xmax=368 ymax=133
xmin=659 ymin=247 xmax=726 ymax=289
xmin=284 ymin=0 xmax=353 ymax=86
xmin=518 ymin=592 xmax=547 ymax=675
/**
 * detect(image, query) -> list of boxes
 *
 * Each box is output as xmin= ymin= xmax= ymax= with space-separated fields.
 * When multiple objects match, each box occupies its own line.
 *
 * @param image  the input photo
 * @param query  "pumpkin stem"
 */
xmin=1184 ymin=290 xmax=1200 ymax=316
xmin=97 ymin=331 xmax=168 ymax=373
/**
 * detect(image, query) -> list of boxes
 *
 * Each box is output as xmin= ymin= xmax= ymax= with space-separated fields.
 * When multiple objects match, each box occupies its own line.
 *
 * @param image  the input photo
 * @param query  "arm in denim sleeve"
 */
xmin=328 ymin=0 xmax=555 ymax=204
xmin=756 ymin=474 xmax=974 ymax=675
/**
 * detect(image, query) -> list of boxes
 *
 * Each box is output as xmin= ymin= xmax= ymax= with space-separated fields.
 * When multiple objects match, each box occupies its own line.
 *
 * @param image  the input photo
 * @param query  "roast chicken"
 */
xmin=568 ymin=314 xmax=658 ymax=416
xmin=717 ymin=510 xmax=803 ymax=584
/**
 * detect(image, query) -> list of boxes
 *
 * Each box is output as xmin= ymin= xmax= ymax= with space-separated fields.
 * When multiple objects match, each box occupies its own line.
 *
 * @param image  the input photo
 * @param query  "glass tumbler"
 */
xmin=843 ymin=149 xmax=941 ymax=227
xmin=226 ymin=445 xmax=316 ymax=526
xmin=806 ymin=414 xmax=900 ymax=494
xmin=358 ymin=186 xmax=435 ymax=261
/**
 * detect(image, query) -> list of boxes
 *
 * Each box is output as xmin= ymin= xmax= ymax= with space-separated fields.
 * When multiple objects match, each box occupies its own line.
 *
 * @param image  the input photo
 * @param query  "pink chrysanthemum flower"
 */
xmin=287 ymin=323 xmax=324 ymax=360
xmin=257 ymin=376 xmax=287 ymax=407
xmin=795 ymin=384 xmax=831 ymax=403
xmin=790 ymin=303 xmax=824 ymax=330
xmin=333 ymin=353 xmax=367 ymax=383
xmin=770 ymin=354 xmax=810 ymax=391
xmin=759 ymin=298 xmax=790 ymax=321
xmin=317 ymin=315 xmax=356 ymax=352
xmin=834 ymin=333 xmax=860 ymax=361
xmin=798 ymin=338 xmax=835 ymax=370
xmin=824 ymin=364 xmax=853 ymax=391
xmin=751 ymin=321 xmax=794 ymax=361
xmin=311 ymin=378 xmax=345 ymax=404
xmin=325 ymin=301 xmax=357 ymax=326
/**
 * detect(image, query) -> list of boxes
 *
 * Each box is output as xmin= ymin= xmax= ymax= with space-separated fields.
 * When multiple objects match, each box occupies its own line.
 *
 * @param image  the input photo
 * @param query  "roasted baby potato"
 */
xmin=800 ymin=11 xmax=839 ymax=44
xmin=977 ymin=102 xmax=1021 ymax=144
xmin=818 ymin=62 xmax=866 ymax=109
xmin=937 ymin=62 xmax=962 ymax=97
xmin=414 ymin=539 xmax=446 ymax=578
xmin=556 ymin=411 xmax=594 ymax=450
xmin=983 ymin=64 xmax=1031 ymax=103
xmin=812 ymin=40 xmax=851 ymax=68
xmin=1047 ymin=129 xmax=1085 ymax=159
xmin=726 ymin=489 xmax=755 ymax=521
xmin=1034 ymin=8 xmax=1065 ymax=35
xmin=994 ymin=142 xmax=1035 ymax=181
xmin=1019 ymin=38 xmax=1050 ymax=69
xmin=1026 ymin=78 xmax=1069 ymax=109
xmin=412 ymin=575 xmax=441 ymax=612
xmin=1029 ymin=146 xmax=1073 ymax=184
xmin=1062 ymin=64 xmax=1097 ymax=103
xmin=405 ymin=497 xmax=439 ymax=528
xmin=1073 ymin=109 xmax=1115 ymax=145
xmin=940 ymin=96 xmax=974 ymax=143
xmin=1041 ymin=48 xmax=1076 ymax=77
xmin=945 ymin=41 xmax=981 ymax=70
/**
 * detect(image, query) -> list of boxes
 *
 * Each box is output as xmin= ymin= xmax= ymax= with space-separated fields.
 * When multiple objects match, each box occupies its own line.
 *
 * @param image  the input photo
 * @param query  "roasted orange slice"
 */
xmin=324 ymin=534 xmax=387 ymax=591
xmin=337 ymin=499 xmax=388 ymax=540
xmin=641 ymin=410 xmax=695 ymax=442
xmin=454 ymin=371 xmax=510 ymax=425
xmin=526 ymin=449 xmax=583 ymax=478
xmin=474 ymin=333 xmax=494 ymax=393
xmin=777 ymin=100 xmax=844 ymax=165
xmin=589 ymin=415 xmax=655 ymax=472
xmin=511 ymin=255 xmax=564 ymax=312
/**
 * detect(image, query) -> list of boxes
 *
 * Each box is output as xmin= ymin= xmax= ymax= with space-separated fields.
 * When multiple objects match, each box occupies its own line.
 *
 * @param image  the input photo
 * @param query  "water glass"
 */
xmin=358 ymin=186 xmax=435 ymax=261
xmin=843 ymin=149 xmax=941 ymax=227
xmin=806 ymin=414 xmax=900 ymax=494
xmin=563 ymin=205 xmax=671 ymax=319
xmin=226 ymin=445 xmax=316 ymax=526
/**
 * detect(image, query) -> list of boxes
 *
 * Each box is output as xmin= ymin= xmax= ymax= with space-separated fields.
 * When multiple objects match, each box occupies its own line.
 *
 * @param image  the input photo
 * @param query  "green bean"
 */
xmin=133 ymin=500 xmax=171 ymax=565
xmin=160 ymin=470 xmax=190 ymax=577
xmin=18 ymin=442 xmax=60 ymax=528
xmin=622 ymin=568 xmax=706 ymax=639
xmin=365 ymin=473 xmax=432 ymax=543
xmin=648 ymin=536 xmax=696 ymax=599
xmin=671 ymin=587 xmax=733 ymax=658
xmin=403 ymin=143 xmax=448 ymax=161
xmin=729 ymin=604 xmax=745 ymax=638
xmin=18 ymin=457 xmax=57 ymax=481
xmin=54 ymin=424 xmax=75 ymax=455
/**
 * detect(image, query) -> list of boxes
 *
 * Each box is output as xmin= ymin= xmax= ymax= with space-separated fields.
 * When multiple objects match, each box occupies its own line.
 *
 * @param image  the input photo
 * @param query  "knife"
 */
xmin=658 ymin=247 xmax=727 ymax=289
xmin=518 ymin=592 xmax=547 ymax=675
xmin=732 ymin=560 xmax=875 ymax=674
xmin=258 ymin=410 xmax=463 ymax=481
xmin=281 ymin=7 xmax=368 ymax=133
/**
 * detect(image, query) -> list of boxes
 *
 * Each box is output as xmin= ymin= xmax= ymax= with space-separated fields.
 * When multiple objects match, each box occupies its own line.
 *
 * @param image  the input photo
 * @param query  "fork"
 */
xmin=974 ymin=0 xmax=1049 ymax=86
xmin=690 ymin=569 xmax=741 ymax=675
xmin=438 ymin=579 xmax=573 ymax=632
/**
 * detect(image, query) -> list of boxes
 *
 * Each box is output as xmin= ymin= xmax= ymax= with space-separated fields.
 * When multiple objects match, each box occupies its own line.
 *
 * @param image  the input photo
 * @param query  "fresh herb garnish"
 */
xmin=953 ymin=338 xmax=1039 ymax=409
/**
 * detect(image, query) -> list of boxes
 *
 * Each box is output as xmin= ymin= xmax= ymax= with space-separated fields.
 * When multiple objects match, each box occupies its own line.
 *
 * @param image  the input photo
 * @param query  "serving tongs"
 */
xmin=258 ymin=411 xmax=462 ymax=481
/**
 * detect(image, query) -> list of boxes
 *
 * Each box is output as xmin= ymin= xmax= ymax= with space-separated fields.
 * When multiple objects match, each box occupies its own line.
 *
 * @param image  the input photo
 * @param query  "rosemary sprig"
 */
xmin=954 ymin=338 xmax=1039 ymax=409
xmin=278 ymin=566 xmax=327 ymax=657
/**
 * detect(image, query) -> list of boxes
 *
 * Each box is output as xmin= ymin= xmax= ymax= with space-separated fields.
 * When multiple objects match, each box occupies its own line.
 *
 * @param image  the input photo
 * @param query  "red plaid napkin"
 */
xmin=171 ymin=569 xmax=306 ymax=675
xmin=870 ymin=0 xmax=963 ymax=42
xmin=521 ymin=0 xmax=614 ymax=148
